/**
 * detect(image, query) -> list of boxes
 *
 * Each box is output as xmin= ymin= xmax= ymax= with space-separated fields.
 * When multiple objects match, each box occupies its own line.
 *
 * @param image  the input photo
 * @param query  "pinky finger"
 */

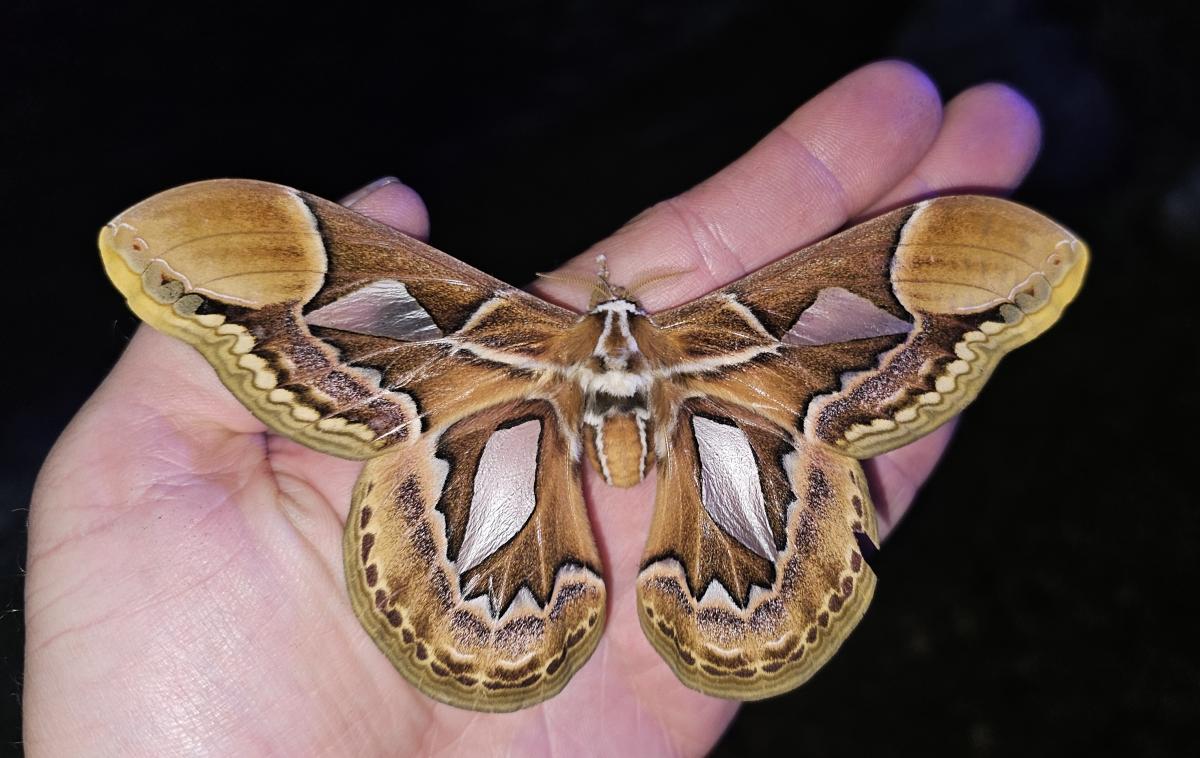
xmin=864 ymin=82 xmax=1041 ymax=215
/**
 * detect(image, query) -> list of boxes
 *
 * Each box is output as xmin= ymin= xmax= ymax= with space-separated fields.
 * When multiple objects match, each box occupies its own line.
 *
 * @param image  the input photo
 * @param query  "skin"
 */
xmin=25 ymin=62 xmax=1041 ymax=756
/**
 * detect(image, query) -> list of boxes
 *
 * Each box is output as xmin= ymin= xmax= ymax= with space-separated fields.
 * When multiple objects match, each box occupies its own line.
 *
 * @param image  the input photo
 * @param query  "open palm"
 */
xmin=25 ymin=62 xmax=1041 ymax=756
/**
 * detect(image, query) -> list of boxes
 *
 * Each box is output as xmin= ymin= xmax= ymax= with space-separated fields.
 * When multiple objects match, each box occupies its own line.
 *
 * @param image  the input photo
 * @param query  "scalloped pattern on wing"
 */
xmin=650 ymin=196 xmax=1087 ymax=459
xmin=99 ymin=179 xmax=579 ymax=458
xmin=345 ymin=398 xmax=605 ymax=712
xmin=638 ymin=397 xmax=877 ymax=700
xmin=806 ymin=196 xmax=1088 ymax=457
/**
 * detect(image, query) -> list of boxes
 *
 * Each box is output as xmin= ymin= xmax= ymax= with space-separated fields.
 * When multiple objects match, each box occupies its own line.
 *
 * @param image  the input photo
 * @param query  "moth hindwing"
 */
xmin=100 ymin=180 xmax=1087 ymax=709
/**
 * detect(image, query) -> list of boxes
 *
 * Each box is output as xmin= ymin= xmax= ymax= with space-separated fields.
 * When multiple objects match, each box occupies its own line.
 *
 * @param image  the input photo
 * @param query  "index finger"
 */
xmin=537 ymin=60 xmax=943 ymax=311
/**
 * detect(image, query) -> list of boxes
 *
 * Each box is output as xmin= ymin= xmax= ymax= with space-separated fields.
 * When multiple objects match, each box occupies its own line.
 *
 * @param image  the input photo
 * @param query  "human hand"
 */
xmin=25 ymin=61 xmax=1040 ymax=756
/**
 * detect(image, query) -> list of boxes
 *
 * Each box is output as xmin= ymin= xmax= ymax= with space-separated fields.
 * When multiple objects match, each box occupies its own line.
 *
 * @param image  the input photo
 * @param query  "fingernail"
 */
xmin=343 ymin=176 xmax=402 ymax=207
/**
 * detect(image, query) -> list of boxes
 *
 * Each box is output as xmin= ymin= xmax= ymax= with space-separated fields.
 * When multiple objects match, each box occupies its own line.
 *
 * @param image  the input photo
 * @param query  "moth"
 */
xmin=99 ymin=179 xmax=1086 ymax=711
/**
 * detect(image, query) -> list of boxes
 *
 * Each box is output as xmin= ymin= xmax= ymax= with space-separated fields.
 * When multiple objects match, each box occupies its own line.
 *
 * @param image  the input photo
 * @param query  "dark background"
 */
xmin=3 ymin=1 xmax=1196 ymax=755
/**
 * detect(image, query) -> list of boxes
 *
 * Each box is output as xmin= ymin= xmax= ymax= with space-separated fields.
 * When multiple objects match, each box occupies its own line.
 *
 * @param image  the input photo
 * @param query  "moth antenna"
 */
xmin=534 ymin=270 xmax=606 ymax=292
xmin=624 ymin=266 xmax=695 ymax=300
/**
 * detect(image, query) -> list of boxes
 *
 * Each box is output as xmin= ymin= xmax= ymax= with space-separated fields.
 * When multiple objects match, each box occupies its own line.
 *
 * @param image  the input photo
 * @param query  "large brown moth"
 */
xmin=99 ymin=179 xmax=1086 ymax=711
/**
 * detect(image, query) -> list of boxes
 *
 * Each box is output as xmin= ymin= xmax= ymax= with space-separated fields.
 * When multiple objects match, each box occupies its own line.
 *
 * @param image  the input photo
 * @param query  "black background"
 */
xmin=3 ymin=1 xmax=1197 ymax=755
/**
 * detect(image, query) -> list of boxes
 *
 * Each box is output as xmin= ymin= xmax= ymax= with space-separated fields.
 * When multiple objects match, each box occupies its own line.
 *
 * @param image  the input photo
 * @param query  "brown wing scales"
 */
xmin=642 ymin=195 xmax=1085 ymax=699
xmin=639 ymin=396 xmax=877 ymax=699
xmin=101 ymin=181 xmax=1086 ymax=709
xmin=435 ymin=400 xmax=601 ymax=612
xmin=99 ymin=179 xmax=579 ymax=457
xmin=653 ymin=196 xmax=1087 ymax=458
xmin=346 ymin=398 xmax=605 ymax=711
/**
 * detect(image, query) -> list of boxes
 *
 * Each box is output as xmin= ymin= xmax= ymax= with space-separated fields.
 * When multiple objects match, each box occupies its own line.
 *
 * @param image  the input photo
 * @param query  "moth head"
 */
xmin=535 ymin=254 xmax=632 ymax=308
xmin=593 ymin=255 xmax=694 ymax=309
xmin=538 ymin=254 xmax=693 ymax=311
xmin=592 ymin=254 xmax=626 ymax=305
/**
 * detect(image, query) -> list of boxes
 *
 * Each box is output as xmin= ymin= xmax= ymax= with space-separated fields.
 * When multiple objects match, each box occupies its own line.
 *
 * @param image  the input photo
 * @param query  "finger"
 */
xmin=539 ymin=60 xmax=943 ymax=310
xmin=869 ymin=421 xmax=958 ymax=540
xmin=863 ymin=83 xmax=1042 ymax=538
xmin=865 ymin=82 xmax=1041 ymax=213
xmin=341 ymin=176 xmax=431 ymax=239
